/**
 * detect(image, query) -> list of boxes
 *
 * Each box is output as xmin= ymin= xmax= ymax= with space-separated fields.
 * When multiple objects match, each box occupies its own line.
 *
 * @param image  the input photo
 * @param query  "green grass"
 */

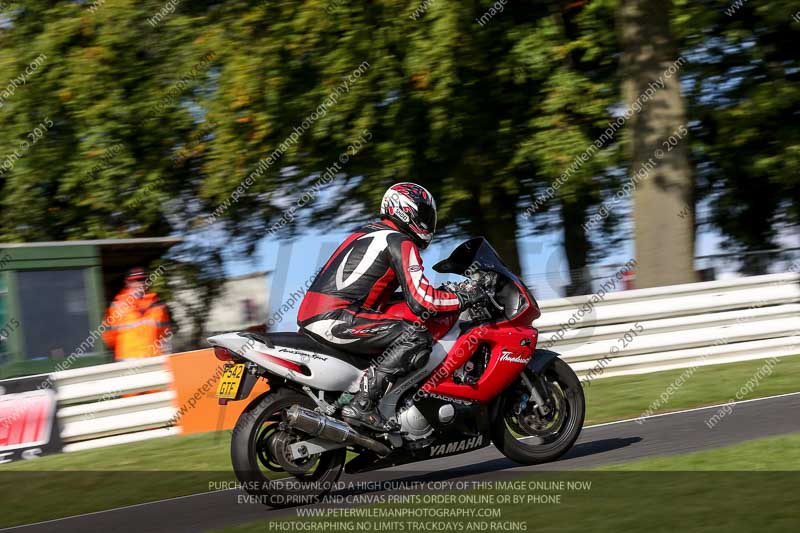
xmin=600 ymin=432 xmax=800 ymax=471
xmin=2 ymin=429 xmax=232 ymax=472
xmin=3 ymin=354 xmax=800 ymax=529
xmin=8 ymin=354 xmax=798 ymax=474
xmin=582 ymin=353 xmax=800 ymax=424
xmin=0 ymin=431 xmax=237 ymax=529
xmin=219 ymin=433 xmax=800 ymax=533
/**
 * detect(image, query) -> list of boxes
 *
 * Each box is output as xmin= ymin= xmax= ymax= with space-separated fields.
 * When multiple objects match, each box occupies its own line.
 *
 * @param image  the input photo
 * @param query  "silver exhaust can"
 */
xmin=284 ymin=404 xmax=392 ymax=456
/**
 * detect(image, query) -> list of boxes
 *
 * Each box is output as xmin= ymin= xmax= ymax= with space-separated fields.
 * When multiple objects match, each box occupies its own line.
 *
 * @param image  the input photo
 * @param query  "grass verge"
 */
xmin=599 ymin=431 xmax=800 ymax=471
xmin=0 ymin=431 xmax=236 ymax=529
xmin=581 ymin=353 xmax=800 ymax=424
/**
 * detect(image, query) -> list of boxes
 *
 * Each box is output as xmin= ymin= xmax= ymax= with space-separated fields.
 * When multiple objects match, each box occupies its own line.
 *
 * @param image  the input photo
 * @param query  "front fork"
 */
xmin=518 ymin=371 xmax=553 ymax=418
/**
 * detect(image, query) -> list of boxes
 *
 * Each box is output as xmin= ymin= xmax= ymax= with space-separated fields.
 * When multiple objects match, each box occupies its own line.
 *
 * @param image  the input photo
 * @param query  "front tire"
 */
xmin=492 ymin=358 xmax=585 ymax=464
xmin=230 ymin=388 xmax=346 ymax=507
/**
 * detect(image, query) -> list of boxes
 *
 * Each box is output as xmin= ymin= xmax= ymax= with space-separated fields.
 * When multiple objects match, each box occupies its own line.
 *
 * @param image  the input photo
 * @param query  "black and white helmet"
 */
xmin=380 ymin=182 xmax=438 ymax=248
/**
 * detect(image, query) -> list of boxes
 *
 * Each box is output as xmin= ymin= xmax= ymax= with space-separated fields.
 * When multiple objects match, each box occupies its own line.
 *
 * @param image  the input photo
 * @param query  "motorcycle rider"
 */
xmin=297 ymin=182 xmax=486 ymax=432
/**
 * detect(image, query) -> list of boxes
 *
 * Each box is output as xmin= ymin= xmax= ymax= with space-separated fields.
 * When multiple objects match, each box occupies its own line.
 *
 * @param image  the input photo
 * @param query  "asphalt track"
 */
xmin=6 ymin=392 xmax=800 ymax=533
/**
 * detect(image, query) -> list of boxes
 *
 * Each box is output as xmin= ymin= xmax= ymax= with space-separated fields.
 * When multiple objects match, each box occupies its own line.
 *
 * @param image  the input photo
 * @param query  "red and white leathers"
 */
xmin=298 ymin=219 xmax=462 ymax=377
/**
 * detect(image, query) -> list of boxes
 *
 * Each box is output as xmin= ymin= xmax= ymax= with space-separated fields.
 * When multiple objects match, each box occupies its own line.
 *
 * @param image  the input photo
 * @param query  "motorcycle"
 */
xmin=208 ymin=237 xmax=584 ymax=507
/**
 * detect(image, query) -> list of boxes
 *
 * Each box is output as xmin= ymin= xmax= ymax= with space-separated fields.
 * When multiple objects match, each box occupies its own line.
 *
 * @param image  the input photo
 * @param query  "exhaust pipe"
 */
xmin=284 ymin=405 xmax=392 ymax=456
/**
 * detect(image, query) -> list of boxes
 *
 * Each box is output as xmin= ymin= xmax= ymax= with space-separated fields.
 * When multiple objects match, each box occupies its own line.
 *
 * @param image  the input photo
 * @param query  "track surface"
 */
xmin=7 ymin=392 xmax=800 ymax=533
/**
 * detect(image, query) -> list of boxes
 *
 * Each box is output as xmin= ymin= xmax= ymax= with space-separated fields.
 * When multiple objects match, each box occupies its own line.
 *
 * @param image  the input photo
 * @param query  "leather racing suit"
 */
xmin=297 ymin=219 xmax=463 ymax=430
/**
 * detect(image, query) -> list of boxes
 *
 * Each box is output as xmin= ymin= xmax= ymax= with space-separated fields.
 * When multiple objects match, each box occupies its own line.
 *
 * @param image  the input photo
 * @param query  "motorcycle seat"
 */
xmin=238 ymin=331 xmax=371 ymax=370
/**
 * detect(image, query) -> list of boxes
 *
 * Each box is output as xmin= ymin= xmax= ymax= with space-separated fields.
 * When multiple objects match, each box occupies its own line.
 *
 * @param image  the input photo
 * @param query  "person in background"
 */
xmin=102 ymin=268 xmax=172 ymax=360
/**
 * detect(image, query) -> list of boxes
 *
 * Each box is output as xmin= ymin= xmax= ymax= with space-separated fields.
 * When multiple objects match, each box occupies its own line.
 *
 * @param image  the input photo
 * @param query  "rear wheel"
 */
xmin=230 ymin=388 xmax=346 ymax=507
xmin=491 ymin=358 xmax=584 ymax=464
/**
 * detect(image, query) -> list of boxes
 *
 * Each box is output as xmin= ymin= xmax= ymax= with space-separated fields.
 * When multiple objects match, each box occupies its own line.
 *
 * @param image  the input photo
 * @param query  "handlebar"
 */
xmin=486 ymin=292 xmax=505 ymax=312
xmin=440 ymin=269 xmax=505 ymax=319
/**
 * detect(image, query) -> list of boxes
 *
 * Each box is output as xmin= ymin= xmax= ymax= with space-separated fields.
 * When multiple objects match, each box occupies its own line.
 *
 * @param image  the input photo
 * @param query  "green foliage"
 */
xmin=0 ymin=0 xmax=795 ymax=278
xmin=0 ymin=1 xmax=629 ymax=274
xmin=675 ymin=0 xmax=800 ymax=270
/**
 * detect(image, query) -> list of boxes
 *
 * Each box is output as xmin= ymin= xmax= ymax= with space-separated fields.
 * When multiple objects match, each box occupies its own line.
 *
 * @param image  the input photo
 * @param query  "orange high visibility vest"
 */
xmin=102 ymin=289 xmax=171 ymax=360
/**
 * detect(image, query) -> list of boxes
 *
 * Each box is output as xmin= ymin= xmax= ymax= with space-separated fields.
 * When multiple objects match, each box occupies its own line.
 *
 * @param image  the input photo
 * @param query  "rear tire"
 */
xmin=491 ymin=358 xmax=584 ymax=464
xmin=230 ymin=388 xmax=345 ymax=507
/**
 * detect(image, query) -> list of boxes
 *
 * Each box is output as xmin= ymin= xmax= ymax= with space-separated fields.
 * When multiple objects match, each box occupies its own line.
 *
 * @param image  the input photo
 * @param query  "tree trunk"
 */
xmin=561 ymin=199 xmax=593 ymax=296
xmin=468 ymin=184 xmax=523 ymax=276
xmin=483 ymin=214 xmax=522 ymax=277
xmin=619 ymin=0 xmax=696 ymax=288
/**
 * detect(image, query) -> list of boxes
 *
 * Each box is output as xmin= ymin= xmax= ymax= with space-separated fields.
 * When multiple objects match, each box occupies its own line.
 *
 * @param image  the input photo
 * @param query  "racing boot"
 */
xmin=342 ymin=367 xmax=399 ymax=433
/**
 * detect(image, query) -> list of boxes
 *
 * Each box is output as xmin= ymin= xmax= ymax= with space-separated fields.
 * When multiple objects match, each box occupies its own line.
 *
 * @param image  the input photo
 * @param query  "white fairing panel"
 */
xmin=207 ymin=333 xmax=364 ymax=392
xmin=208 ymin=320 xmax=462 ymax=397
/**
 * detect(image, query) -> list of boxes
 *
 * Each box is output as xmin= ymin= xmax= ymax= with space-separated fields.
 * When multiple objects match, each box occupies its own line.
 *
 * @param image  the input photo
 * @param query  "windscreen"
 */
xmin=432 ymin=237 xmax=522 ymax=286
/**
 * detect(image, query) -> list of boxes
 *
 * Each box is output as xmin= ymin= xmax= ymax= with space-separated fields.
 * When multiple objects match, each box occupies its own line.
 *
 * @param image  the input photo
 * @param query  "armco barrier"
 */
xmin=0 ymin=272 xmax=798 ymax=458
xmin=537 ymin=272 xmax=800 ymax=379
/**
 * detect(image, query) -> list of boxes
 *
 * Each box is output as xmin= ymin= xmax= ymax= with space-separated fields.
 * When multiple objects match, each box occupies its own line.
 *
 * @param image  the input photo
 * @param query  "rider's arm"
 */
xmin=386 ymin=233 xmax=461 ymax=316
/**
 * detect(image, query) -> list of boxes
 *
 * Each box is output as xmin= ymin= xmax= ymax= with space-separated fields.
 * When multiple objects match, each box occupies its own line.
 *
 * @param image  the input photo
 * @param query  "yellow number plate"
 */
xmin=216 ymin=364 xmax=246 ymax=399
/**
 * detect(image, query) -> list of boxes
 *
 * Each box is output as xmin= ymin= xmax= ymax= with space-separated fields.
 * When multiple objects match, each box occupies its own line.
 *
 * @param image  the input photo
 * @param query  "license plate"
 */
xmin=216 ymin=364 xmax=246 ymax=399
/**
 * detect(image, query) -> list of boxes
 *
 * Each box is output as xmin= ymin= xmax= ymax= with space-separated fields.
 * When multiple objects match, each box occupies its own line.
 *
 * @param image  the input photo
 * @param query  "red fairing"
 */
xmin=420 ymin=279 xmax=541 ymax=403
xmin=423 ymin=325 xmax=539 ymax=402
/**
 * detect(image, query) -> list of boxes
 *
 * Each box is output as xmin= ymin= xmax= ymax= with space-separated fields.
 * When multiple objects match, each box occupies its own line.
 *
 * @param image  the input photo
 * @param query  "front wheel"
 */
xmin=491 ymin=358 xmax=585 ymax=464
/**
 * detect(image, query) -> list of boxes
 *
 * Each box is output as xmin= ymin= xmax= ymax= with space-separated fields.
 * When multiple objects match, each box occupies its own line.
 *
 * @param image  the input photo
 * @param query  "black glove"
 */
xmin=448 ymin=280 xmax=489 ymax=309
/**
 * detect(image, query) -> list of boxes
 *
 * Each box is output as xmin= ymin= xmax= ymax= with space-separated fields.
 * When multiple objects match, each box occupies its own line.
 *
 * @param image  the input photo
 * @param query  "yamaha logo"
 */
xmin=430 ymin=435 xmax=484 ymax=457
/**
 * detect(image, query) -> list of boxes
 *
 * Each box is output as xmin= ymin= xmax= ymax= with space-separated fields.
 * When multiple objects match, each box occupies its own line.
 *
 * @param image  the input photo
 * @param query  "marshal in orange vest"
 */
xmin=102 ymin=268 xmax=171 ymax=360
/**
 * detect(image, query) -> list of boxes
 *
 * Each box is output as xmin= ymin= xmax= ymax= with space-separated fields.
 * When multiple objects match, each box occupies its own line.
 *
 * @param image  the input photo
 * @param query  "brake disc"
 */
xmin=514 ymin=381 xmax=567 ymax=438
xmin=265 ymin=430 xmax=318 ymax=475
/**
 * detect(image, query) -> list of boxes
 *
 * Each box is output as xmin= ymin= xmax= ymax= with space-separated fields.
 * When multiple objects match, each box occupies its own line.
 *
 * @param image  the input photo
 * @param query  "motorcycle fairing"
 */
xmin=208 ymin=319 xmax=463 ymax=397
xmin=208 ymin=332 xmax=364 ymax=392
xmin=434 ymin=237 xmax=541 ymax=323
xmin=208 ymin=237 xmax=542 ymax=407
xmin=422 ymin=325 xmax=539 ymax=402
xmin=413 ymin=391 xmax=491 ymax=436
xmin=344 ymin=430 xmax=493 ymax=474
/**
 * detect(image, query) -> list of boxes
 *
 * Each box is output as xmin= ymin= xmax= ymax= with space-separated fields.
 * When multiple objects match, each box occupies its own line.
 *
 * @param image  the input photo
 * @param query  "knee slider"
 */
xmin=406 ymin=325 xmax=432 ymax=369
xmin=409 ymin=350 xmax=430 ymax=370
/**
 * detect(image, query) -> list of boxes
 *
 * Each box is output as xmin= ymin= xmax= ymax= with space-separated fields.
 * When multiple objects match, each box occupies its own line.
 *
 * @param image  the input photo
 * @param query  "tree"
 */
xmin=675 ymin=0 xmax=800 ymax=274
xmin=9 ymin=0 xmax=740 ymax=304
xmin=0 ymin=1 xmax=225 ymax=348
xmin=192 ymin=0 xmax=624 ymax=282
xmin=0 ymin=1 xmax=209 ymax=242
xmin=619 ymin=0 xmax=696 ymax=287
xmin=521 ymin=0 xmax=624 ymax=295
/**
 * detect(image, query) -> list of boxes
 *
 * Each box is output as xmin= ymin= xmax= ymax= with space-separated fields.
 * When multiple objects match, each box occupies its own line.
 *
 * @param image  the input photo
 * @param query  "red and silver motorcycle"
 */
xmin=209 ymin=238 xmax=584 ymax=506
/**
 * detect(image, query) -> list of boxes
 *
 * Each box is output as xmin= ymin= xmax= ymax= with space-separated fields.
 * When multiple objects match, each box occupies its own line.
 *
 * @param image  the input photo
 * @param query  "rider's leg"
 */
xmin=299 ymin=308 xmax=433 ymax=432
xmin=342 ymin=321 xmax=433 ymax=432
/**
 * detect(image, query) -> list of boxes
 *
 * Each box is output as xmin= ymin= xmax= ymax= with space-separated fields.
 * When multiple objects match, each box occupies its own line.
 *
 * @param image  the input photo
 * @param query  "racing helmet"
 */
xmin=380 ymin=182 xmax=438 ymax=248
